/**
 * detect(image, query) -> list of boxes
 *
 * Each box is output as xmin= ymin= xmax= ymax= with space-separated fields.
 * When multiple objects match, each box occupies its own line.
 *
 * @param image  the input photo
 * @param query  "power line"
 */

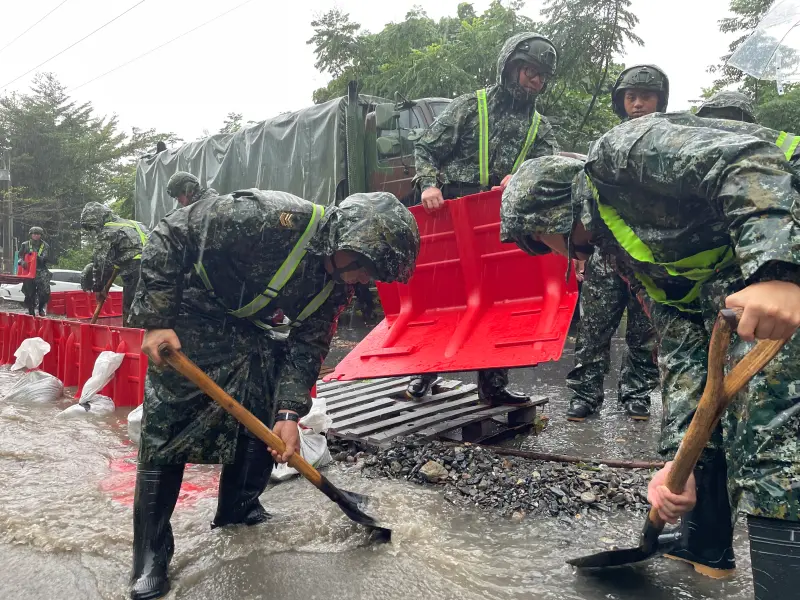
xmin=0 ymin=0 xmax=148 ymax=90
xmin=69 ymin=0 xmax=255 ymax=93
xmin=0 ymin=0 xmax=72 ymax=56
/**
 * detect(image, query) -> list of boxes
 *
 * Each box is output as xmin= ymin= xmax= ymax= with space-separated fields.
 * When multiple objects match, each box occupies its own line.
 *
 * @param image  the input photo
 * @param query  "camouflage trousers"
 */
xmin=647 ymin=271 xmax=800 ymax=521
xmin=22 ymin=270 xmax=51 ymax=313
xmin=121 ymin=270 xmax=139 ymax=326
xmin=566 ymin=252 xmax=659 ymax=409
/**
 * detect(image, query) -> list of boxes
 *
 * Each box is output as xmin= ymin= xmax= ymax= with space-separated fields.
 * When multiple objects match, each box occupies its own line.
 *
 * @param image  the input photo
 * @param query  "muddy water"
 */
xmin=1 ymin=316 xmax=755 ymax=600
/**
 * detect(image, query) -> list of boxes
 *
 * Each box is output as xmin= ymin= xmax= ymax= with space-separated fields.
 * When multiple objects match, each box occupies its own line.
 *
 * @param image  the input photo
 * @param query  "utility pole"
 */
xmin=0 ymin=149 xmax=11 ymax=273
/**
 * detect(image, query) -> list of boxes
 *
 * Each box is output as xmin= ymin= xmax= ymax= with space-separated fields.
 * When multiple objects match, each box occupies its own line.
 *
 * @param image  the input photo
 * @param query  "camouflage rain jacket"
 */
xmin=80 ymin=202 xmax=149 ymax=287
xmin=129 ymin=190 xmax=419 ymax=465
xmin=413 ymin=32 xmax=559 ymax=194
xmin=502 ymin=115 xmax=800 ymax=520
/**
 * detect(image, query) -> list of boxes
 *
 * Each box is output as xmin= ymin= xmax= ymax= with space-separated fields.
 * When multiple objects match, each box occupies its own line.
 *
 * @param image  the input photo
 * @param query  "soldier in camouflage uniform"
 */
xmin=696 ymin=89 xmax=756 ymax=123
xmin=127 ymin=189 xmax=419 ymax=600
xmin=18 ymin=226 xmax=52 ymax=316
xmin=165 ymin=170 xmax=218 ymax=208
xmin=80 ymin=202 xmax=149 ymax=325
xmin=500 ymin=115 xmax=800 ymax=598
xmin=565 ymin=65 xmax=666 ymax=422
xmin=407 ymin=32 xmax=560 ymax=404
xmin=654 ymin=89 xmax=761 ymax=578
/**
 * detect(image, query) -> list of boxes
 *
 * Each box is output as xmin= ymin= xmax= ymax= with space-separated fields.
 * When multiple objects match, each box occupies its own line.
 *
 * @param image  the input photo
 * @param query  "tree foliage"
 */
xmin=307 ymin=1 xmax=643 ymax=151
xmin=702 ymin=0 xmax=800 ymax=132
xmin=0 ymin=73 xmax=178 ymax=258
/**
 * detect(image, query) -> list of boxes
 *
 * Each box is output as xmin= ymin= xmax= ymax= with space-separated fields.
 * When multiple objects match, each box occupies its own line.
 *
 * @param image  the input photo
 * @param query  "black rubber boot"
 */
xmin=478 ymin=369 xmax=530 ymax=406
xmin=212 ymin=433 xmax=274 ymax=529
xmin=748 ymin=515 xmax=800 ymax=599
xmin=565 ymin=399 xmax=596 ymax=422
xmin=130 ymin=463 xmax=184 ymax=600
xmin=38 ymin=307 xmax=46 ymax=317
xmin=663 ymin=452 xmax=736 ymax=578
xmin=623 ymin=399 xmax=650 ymax=421
xmin=406 ymin=374 xmax=436 ymax=399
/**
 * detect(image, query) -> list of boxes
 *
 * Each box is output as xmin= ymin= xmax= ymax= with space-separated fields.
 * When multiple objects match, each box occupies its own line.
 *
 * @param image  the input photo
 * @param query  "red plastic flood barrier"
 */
xmin=47 ymin=292 xmax=67 ymax=316
xmin=326 ymin=190 xmax=579 ymax=381
xmin=110 ymin=327 xmax=147 ymax=408
xmin=0 ymin=252 xmax=36 ymax=284
xmin=63 ymin=290 xmax=123 ymax=319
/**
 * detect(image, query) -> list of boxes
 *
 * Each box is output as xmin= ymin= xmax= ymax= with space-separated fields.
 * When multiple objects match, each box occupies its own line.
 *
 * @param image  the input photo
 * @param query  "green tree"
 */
xmin=307 ymin=0 xmax=642 ymax=151
xmin=708 ymin=0 xmax=776 ymax=95
xmin=540 ymin=0 xmax=642 ymax=149
xmin=0 ymin=73 xmax=178 ymax=256
xmin=219 ymin=112 xmax=243 ymax=134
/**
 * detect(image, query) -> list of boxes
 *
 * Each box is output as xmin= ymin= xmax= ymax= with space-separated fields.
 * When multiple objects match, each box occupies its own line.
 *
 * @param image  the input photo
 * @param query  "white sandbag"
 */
xmin=57 ymin=395 xmax=115 ymax=418
xmin=78 ymin=351 xmax=124 ymax=404
xmin=128 ymin=404 xmax=143 ymax=445
xmin=271 ymin=396 xmax=332 ymax=482
xmin=3 ymin=370 xmax=64 ymax=403
xmin=11 ymin=337 xmax=51 ymax=371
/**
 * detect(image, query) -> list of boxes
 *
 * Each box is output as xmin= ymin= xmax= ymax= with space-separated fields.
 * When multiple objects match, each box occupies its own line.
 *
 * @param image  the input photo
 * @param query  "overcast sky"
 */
xmin=1 ymin=0 xmax=736 ymax=141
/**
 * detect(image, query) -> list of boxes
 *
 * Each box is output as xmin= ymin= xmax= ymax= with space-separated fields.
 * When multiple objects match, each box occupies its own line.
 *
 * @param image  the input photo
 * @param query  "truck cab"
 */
xmin=365 ymin=97 xmax=451 ymax=206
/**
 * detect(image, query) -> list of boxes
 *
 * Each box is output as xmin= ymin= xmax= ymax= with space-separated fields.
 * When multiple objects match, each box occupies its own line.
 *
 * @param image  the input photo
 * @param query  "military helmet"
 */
xmin=501 ymin=156 xmax=585 ymax=255
xmin=508 ymin=35 xmax=558 ymax=76
xmin=696 ymin=90 xmax=756 ymax=123
xmin=611 ymin=64 xmax=670 ymax=119
xmin=166 ymin=171 xmax=201 ymax=199
xmin=314 ymin=192 xmax=420 ymax=284
xmin=29 ymin=226 xmax=44 ymax=236
xmin=80 ymin=201 xmax=114 ymax=232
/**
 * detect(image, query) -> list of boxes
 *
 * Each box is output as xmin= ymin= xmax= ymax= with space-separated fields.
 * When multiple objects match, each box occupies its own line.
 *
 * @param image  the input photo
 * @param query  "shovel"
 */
xmin=158 ymin=344 xmax=392 ymax=542
xmin=90 ymin=266 xmax=120 ymax=324
xmin=568 ymin=308 xmax=790 ymax=571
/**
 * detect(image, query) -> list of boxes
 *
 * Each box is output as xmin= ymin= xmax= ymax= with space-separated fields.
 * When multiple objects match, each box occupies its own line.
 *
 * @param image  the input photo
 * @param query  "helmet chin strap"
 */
xmin=330 ymin=258 xmax=365 ymax=283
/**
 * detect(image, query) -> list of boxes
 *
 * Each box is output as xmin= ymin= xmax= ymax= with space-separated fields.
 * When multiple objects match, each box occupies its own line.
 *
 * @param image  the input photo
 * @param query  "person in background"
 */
xmin=18 ymin=226 xmax=52 ymax=316
xmin=407 ymin=31 xmax=560 ymax=405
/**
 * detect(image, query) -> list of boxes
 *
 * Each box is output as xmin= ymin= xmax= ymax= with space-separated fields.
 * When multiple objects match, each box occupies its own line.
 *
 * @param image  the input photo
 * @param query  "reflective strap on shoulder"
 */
xmin=586 ymin=174 xmax=734 ymax=308
xmin=291 ymin=280 xmax=335 ymax=327
xmin=512 ymin=111 xmax=542 ymax=174
xmin=251 ymin=280 xmax=336 ymax=332
xmin=106 ymin=220 xmax=148 ymax=248
xmin=194 ymin=261 xmax=214 ymax=292
xmin=777 ymin=131 xmax=800 ymax=162
xmin=229 ymin=203 xmax=325 ymax=318
xmin=476 ymin=88 xmax=490 ymax=188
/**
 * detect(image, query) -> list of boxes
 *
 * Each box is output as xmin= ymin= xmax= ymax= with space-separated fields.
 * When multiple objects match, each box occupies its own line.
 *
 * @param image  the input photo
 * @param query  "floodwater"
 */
xmin=0 ymin=309 xmax=755 ymax=600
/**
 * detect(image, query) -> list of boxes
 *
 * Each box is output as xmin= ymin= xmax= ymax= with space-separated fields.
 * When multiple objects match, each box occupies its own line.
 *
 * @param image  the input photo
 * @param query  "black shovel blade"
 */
xmin=317 ymin=473 xmax=392 ymax=542
xmin=567 ymin=545 xmax=656 ymax=570
xmin=568 ymin=521 xmax=682 ymax=571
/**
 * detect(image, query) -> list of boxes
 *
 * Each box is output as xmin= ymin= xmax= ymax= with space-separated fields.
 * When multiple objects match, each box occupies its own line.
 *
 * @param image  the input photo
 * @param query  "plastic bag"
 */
xmin=11 ymin=337 xmax=51 ymax=371
xmin=3 ymin=370 xmax=64 ymax=403
xmin=78 ymin=351 xmax=124 ymax=404
xmin=57 ymin=395 xmax=115 ymax=418
xmin=271 ymin=397 xmax=332 ymax=482
xmin=128 ymin=405 xmax=143 ymax=444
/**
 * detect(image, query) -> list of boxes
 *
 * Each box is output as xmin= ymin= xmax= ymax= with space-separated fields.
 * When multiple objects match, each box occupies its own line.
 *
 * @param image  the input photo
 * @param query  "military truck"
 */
xmin=134 ymin=81 xmax=450 ymax=227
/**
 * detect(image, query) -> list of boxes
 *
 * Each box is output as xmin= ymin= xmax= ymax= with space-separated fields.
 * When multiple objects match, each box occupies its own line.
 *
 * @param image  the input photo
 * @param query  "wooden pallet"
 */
xmin=316 ymin=376 xmax=548 ymax=448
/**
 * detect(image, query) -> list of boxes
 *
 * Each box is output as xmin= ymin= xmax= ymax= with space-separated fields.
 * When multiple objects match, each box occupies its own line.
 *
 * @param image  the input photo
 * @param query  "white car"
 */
xmin=0 ymin=269 xmax=123 ymax=303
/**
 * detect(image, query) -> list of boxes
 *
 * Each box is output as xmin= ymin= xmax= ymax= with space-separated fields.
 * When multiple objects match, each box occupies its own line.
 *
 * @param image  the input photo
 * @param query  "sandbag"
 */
xmin=57 ymin=395 xmax=115 ymax=418
xmin=271 ymin=396 xmax=332 ymax=482
xmin=11 ymin=337 xmax=51 ymax=372
xmin=128 ymin=404 xmax=143 ymax=444
xmin=3 ymin=370 xmax=64 ymax=403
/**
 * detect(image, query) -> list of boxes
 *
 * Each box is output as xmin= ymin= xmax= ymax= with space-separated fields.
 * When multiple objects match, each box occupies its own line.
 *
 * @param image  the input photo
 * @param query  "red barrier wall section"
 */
xmin=111 ymin=327 xmax=147 ymax=408
xmin=327 ymin=190 xmax=579 ymax=381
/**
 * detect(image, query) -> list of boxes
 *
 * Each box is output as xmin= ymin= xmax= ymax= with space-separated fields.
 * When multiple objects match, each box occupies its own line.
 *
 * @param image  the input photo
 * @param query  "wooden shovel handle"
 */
xmin=158 ymin=344 xmax=324 ymax=487
xmin=648 ymin=307 xmax=789 ymax=528
xmin=90 ymin=266 xmax=120 ymax=324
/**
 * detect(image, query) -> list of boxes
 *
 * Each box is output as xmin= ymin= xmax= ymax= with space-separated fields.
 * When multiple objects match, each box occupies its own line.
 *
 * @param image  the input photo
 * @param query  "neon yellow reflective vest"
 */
xmin=585 ymin=175 xmax=735 ymax=312
xmin=194 ymin=203 xmax=335 ymax=332
xmin=105 ymin=220 xmax=148 ymax=260
xmin=476 ymin=89 xmax=542 ymax=188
